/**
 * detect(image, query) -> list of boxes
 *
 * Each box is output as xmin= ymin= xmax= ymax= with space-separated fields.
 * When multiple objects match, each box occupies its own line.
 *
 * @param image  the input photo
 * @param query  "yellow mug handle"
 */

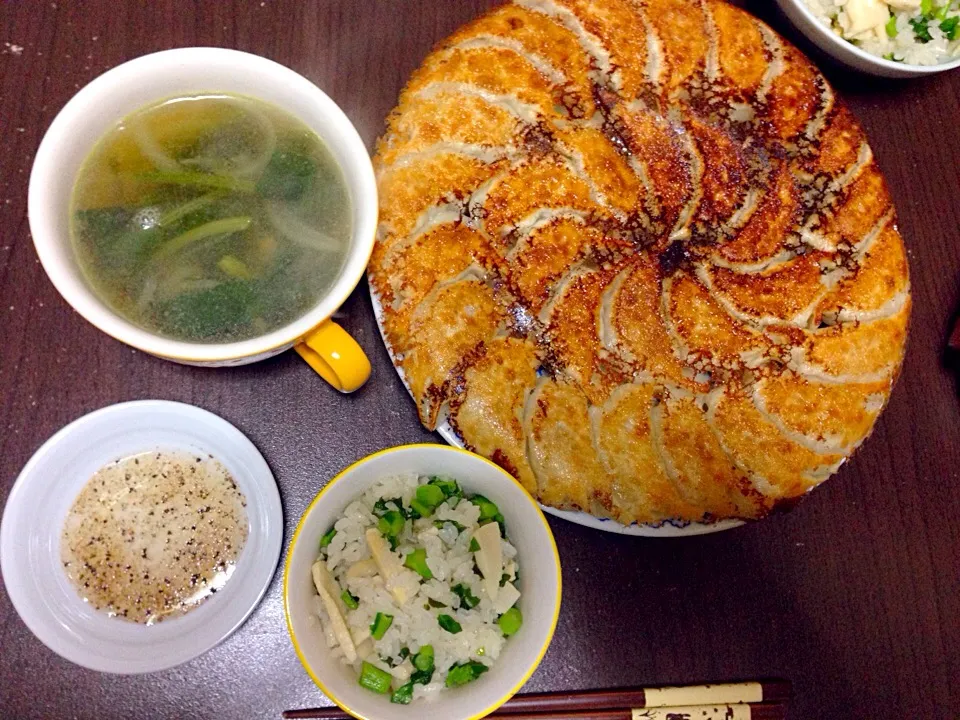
xmin=295 ymin=320 xmax=371 ymax=393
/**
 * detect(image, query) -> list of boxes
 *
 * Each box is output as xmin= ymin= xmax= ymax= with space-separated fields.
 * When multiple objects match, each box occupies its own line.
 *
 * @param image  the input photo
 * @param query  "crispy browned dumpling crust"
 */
xmin=370 ymin=0 xmax=911 ymax=525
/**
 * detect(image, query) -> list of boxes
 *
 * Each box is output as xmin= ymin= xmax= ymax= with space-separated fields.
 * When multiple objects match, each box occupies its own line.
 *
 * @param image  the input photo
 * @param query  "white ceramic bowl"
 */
xmin=776 ymin=0 xmax=960 ymax=77
xmin=0 ymin=400 xmax=283 ymax=673
xmin=28 ymin=47 xmax=378 ymax=368
xmin=284 ymin=444 xmax=562 ymax=720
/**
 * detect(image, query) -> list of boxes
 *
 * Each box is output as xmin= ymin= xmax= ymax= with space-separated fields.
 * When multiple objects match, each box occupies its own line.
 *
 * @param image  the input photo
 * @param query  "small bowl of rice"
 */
xmin=777 ymin=0 xmax=960 ymax=77
xmin=283 ymin=444 xmax=562 ymax=720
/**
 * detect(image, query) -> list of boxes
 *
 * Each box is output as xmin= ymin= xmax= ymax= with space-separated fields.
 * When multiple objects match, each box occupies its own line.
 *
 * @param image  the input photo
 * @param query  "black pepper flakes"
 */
xmin=60 ymin=450 xmax=248 ymax=626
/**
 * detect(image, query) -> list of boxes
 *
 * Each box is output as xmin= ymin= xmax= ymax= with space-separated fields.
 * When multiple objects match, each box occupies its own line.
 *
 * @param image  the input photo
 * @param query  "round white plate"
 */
xmin=0 ymin=400 xmax=283 ymax=673
xmin=368 ymin=286 xmax=742 ymax=537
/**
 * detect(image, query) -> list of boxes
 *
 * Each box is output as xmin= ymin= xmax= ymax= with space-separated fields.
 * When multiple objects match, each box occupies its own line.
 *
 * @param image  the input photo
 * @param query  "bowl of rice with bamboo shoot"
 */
xmin=283 ymin=444 xmax=561 ymax=720
xmin=777 ymin=0 xmax=960 ymax=76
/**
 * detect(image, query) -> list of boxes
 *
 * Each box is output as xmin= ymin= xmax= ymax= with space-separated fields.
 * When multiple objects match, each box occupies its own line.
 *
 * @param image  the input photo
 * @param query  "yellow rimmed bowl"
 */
xmin=283 ymin=444 xmax=562 ymax=720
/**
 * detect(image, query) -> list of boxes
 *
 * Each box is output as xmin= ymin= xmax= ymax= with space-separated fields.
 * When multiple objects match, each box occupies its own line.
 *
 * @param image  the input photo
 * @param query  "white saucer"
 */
xmin=0 ymin=400 xmax=283 ymax=674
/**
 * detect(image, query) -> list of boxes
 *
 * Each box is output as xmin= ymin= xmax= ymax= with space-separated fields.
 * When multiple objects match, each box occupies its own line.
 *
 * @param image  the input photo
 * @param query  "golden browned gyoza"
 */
xmin=369 ymin=0 xmax=911 ymax=526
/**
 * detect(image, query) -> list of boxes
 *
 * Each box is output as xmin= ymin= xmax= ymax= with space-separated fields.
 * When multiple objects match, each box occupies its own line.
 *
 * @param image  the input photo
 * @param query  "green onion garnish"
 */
xmin=498 ymin=606 xmax=523 ymax=636
xmin=390 ymin=682 xmax=414 ymax=704
xmin=471 ymin=495 xmax=500 ymax=521
xmin=403 ymin=548 xmax=433 ymax=580
xmin=377 ymin=510 xmax=405 ymax=538
xmin=370 ymin=612 xmax=394 ymax=640
xmin=428 ymin=477 xmax=461 ymax=499
xmin=415 ymin=483 xmax=445 ymax=511
xmin=452 ymin=583 xmax=480 ymax=609
xmin=373 ymin=497 xmax=411 ymax=519
xmin=941 ymin=15 xmax=959 ymax=40
xmin=341 ymin=589 xmax=359 ymax=610
xmin=409 ymin=498 xmax=433 ymax=518
xmin=319 ymin=527 xmax=337 ymax=548
xmin=910 ymin=16 xmax=933 ymax=42
xmin=437 ymin=614 xmax=462 ymax=634
xmin=445 ymin=661 xmax=489 ymax=688
xmin=410 ymin=668 xmax=433 ymax=685
xmin=358 ymin=661 xmax=392 ymax=694
xmin=413 ymin=645 xmax=434 ymax=672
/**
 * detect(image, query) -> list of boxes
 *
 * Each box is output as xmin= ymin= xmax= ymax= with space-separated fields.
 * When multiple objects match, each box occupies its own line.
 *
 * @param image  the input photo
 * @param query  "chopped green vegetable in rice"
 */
xmin=445 ymin=661 xmax=489 ymax=687
xmin=319 ymin=527 xmax=336 ymax=548
xmin=452 ymin=583 xmax=481 ymax=609
xmin=413 ymin=645 xmax=434 ymax=672
xmin=370 ymin=612 xmax=394 ymax=640
xmin=390 ymin=681 xmax=414 ymax=705
xmin=359 ymin=661 xmax=392 ymax=694
xmin=404 ymin=548 xmax=433 ymax=580
xmin=310 ymin=472 xmax=522 ymax=702
xmin=886 ymin=14 xmax=899 ymax=37
xmin=498 ymin=607 xmax=523 ymax=637
xmin=941 ymin=15 xmax=960 ymax=39
xmin=910 ymin=15 xmax=934 ymax=43
xmin=416 ymin=483 xmax=445 ymax=510
xmin=437 ymin=614 xmax=463 ymax=634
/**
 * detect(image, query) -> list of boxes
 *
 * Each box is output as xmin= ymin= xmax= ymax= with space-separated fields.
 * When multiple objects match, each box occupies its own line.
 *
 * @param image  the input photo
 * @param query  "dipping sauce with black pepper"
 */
xmin=61 ymin=450 xmax=248 ymax=625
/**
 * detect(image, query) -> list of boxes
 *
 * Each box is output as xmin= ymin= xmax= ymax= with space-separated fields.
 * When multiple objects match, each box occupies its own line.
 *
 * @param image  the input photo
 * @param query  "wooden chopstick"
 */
xmin=282 ymin=680 xmax=791 ymax=719
xmin=497 ymin=680 xmax=791 ymax=712
xmin=472 ymin=705 xmax=787 ymax=720
xmin=283 ymin=703 xmax=786 ymax=720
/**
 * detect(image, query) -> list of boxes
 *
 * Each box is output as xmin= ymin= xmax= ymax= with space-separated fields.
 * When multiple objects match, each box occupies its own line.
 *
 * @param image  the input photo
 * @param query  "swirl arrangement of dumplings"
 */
xmin=369 ymin=0 xmax=911 ymax=525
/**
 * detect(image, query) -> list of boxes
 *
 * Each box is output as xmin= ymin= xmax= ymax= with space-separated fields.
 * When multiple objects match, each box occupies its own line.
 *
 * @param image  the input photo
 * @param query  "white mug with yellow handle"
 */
xmin=29 ymin=48 xmax=375 ymax=392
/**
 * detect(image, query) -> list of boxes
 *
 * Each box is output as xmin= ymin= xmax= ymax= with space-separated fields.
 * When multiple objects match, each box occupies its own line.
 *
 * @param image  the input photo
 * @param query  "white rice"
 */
xmin=313 ymin=472 xmax=521 ymax=703
xmin=803 ymin=0 xmax=960 ymax=65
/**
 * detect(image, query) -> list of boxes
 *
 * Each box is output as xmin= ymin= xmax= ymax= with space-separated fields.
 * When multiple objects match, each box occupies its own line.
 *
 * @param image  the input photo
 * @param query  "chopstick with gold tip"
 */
xmin=281 ymin=680 xmax=792 ymax=719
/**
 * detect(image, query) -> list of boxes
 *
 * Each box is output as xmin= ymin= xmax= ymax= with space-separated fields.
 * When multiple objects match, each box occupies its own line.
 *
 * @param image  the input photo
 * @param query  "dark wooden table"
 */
xmin=1 ymin=1 xmax=958 ymax=718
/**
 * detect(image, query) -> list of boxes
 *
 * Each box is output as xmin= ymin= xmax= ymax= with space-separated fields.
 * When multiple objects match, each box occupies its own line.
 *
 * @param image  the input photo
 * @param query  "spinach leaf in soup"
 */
xmin=256 ymin=149 xmax=317 ymax=201
xmin=154 ymin=280 xmax=258 ymax=340
xmin=76 ymin=207 xmax=132 ymax=239
xmin=250 ymin=244 xmax=318 ymax=327
xmin=75 ymin=207 xmax=164 ymax=274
